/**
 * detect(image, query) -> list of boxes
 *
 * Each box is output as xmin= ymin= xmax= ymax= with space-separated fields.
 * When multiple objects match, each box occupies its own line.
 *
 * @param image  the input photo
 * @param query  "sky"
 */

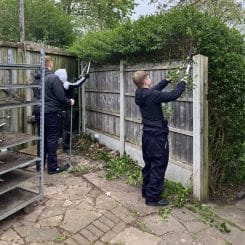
xmin=131 ymin=0 xmax=158 ymax=20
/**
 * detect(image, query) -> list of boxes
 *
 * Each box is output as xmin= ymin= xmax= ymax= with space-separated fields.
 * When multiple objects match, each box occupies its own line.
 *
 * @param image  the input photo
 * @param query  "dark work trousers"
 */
xmin=62 ymin=109 xmax=71 ymax=151
xmin=142 ymin=128 xmax=169 ymax=203
xmin=44 ymin=112 xmax=62 ymax=171
xmin=34 ymin=112 xmax=41 ymax=170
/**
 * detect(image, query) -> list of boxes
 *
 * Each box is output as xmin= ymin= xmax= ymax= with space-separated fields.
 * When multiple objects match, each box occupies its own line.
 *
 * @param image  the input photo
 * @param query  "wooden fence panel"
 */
xmin=84 ymin=56 xmax=208 ymax=201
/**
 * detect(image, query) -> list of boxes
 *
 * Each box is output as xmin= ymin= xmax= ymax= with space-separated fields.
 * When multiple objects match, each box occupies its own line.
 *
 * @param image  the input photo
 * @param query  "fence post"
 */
xmin=81 ymin=81 xmax=86 ymax=133
xmin=193 ymin=54 xmax=209 ymax=202
xmin=119 ymin=60 xmax=125 ymax=156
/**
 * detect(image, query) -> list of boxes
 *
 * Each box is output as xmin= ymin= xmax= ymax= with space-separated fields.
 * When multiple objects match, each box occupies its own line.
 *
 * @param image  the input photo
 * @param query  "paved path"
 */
xmin=0 ymin=153 xmax=244 ymax=245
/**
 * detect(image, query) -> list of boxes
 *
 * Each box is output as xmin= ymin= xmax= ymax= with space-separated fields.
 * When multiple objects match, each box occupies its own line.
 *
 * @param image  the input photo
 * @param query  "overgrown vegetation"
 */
xmin=71 ymin=6 xmax=245 ymax=195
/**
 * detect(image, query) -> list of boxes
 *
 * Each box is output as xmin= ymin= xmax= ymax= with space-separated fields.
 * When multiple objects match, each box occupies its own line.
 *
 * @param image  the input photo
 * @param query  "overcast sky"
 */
xmin=131 ymin=0 xmax=157 ymax=20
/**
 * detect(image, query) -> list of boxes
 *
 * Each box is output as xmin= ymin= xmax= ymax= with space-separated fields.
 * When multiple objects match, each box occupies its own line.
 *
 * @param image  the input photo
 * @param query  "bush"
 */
xmin=70 ymin=6 xmax=245 ymax=193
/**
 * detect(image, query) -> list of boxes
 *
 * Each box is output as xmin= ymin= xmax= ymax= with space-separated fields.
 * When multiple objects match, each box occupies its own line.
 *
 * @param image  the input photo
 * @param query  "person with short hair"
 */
xmin=133 ymin=70 xmax=187 ymax=206
xmin=44 ymin=57 xmax=74 ymax=174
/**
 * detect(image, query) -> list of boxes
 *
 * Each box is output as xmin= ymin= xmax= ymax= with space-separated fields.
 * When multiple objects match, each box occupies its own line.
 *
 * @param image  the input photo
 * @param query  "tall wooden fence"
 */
xmin=83 ymin=55 xmax=208 ymax=201
xmin=0 ymin=41 xmax=78 ymax=134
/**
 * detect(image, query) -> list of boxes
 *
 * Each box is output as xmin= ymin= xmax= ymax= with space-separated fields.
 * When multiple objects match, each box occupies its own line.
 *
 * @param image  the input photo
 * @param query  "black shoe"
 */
xmin=145 ymin=199 xmax=169 ymax=206
xmin=48 ymin=163 xmax=70 ymax=175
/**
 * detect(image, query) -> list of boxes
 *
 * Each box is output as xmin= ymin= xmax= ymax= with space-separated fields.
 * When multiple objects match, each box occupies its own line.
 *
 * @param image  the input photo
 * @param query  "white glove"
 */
xmin=70 ymin=99 xmax=75 ymax=105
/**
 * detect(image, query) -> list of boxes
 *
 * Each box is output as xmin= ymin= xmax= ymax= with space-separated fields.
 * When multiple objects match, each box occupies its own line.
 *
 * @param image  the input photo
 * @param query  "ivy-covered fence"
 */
xmin=81 ymin=55 xmax=208 ymax=201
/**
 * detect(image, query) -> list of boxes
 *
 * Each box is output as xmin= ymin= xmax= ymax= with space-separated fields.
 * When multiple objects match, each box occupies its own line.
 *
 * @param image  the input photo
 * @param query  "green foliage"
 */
xmin=57 ymin=0 xmax=135 ymax=32
xmin=0 ymin=0 xmax=74 ymax=47
xmin=105 ymin=154 xmax=142 ymax=185
xmin=71 ymin=6 xmax=245 ymax=192
xmin=159 ymin=207 xmax=171 ymax=221
xmin=163 ymin=179 xmax=192 ymax=208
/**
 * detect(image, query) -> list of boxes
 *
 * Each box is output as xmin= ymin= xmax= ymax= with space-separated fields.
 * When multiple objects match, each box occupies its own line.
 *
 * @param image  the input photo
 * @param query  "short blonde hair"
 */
xmin=45 ymin=56 xmax=53 ymax=68
xmin=132 ymin=70 xmax=148 ymax=88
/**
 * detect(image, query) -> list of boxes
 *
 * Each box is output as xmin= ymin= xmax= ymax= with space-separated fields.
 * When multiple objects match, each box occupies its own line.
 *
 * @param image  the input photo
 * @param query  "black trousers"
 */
xmin=142 ymin=130 xmax=169 ymax=202
xmin=44 ymin=112 xmax=62 ymax=171
xmin=62 ymin=109 xmax=71 ymax=150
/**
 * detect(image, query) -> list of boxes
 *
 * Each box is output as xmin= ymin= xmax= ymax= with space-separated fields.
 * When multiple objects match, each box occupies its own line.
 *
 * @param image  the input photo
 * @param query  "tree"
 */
xmin=0 ymin=0 xmax=74 ymax=47
xmin=150 ymin=0 xmax=244 ymax=26
xmin=56 ymin=0 xmax=136 ymax=32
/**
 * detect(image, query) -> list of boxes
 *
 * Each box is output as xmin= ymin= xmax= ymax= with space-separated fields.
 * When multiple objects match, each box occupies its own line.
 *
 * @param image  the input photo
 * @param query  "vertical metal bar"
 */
xmin=81 ymin=63 xmax=86 ymax=133
xmin=39 ymin=49 xmax=45 ymax=197
xmin=78 ymin=60 xmax=82 ymax=134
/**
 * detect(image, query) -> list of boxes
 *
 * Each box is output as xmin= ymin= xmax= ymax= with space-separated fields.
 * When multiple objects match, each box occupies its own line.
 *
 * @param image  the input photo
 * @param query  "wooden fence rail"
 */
xmin=83 ymin=55 xmax=208 ymax=201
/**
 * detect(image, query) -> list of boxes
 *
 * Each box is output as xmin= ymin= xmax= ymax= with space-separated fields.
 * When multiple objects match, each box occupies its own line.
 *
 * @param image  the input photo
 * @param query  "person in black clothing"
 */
xmin=54 ymin=68 xmax=90 ymax=153
xmin=44 ymin=57 xmax=75 ymax=174
xmin=133 ymin=70 xmax=187 ymax=206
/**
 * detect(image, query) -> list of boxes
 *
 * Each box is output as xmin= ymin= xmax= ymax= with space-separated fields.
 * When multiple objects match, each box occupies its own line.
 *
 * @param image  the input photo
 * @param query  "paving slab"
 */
xmin=84 ymin=171 xmax=156 ymax=216
xmin=110 ymin=227 xmax=162 ymax=245
xmin=0 ymin=153 xmax=244 ymax=245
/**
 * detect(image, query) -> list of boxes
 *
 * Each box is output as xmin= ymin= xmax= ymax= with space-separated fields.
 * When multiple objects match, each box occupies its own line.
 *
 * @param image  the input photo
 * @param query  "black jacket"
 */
xmin=44 ymin=70 xmax=71 ymax=113
xmin=135 ymin=79 xmax=186 ymax=127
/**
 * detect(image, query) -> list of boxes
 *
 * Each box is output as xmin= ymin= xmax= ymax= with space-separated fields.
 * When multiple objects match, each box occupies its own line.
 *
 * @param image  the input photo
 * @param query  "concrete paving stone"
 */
xmin=141 ymin=214 xmax=186 ymax=236
xmin=84 ymin=171 xmax=156 ymax=216
xmin=93 ymin=220 xmax=111 ymax=233
xmin=0 ymin=241 xmax=11 ymax=245
xmin=45 ymin=199 xmax=65 ymax=207
xmin=195 ymin=227 xmax=227 ymax=245
xmin=235 ymin=198 xmax=245 ymax=211
xmin=87 ymin=187 xmax=102 ymax=198
xmin=61 ymin=209 xmax=100 ymax=233
xmin=95 ymin=194 xmax=118 ymax=210
xmin=111 ymin=206 xmax=129 ymax=219
xmin=0 ymin=217 xmax=19 ymax=236
xmin=65 ymin=176 xmax=89 ymax=187
xmin=73 ymin=199 xmax=98 ymax=211
xmin=25 ymin=227 xmax=60 ymax=243
xmin=80 ymin=228 xmax=98 ymax=242
xmin=100 ymin=230 xmax=117 ymax=243
xmin=72 ymin=233 xmax=90 ymax=245
xmin=44 ymin=184 xmax=67 ymax=196
xmin=112 ymin=221 xmax=127 ymax=233
xmin=64 ymin=238 xmax=79 ymax=245
xmin=110 ymin=227 xmax=162 ymax=245
xmin=63 ymin=199 xmax=74 ymax=207
xmin=94 ymin=240 xmax=104 ymax=245
xmin=171 ymin=208 xmax=199 ymax=222
xmin=38 ymin=215 xmax=63 ymax=227
xmin=39 ymin=206 xmax=65 ymax=219
xmin=22 ymin=205 xmax=46 ymax=223
xmin=68 ymin=187 xmax=92 ymax=201
xmin=0 ymin=228 xmax=23 ymax=244
xmin=99 ymin=215 xmax=116 ymax=228
xmin=103 ymin=210 xmax=121 ymax=223
xmin=219 ymin=224 xmax=245 ymax=245
xmin=182 ymin=220 xmax=208 ymax=234
xmin=87 ymin=224 xmax=104 ymax=237
xmin=212 ymin=204 xmax=245 ymax=230
xmin=121 ymin=214 xmax=137 ymax=224
xmin=13 ymin=222 xmax=39 ymax=238
xmin=161 ymin=231 xmax=197 ymax=245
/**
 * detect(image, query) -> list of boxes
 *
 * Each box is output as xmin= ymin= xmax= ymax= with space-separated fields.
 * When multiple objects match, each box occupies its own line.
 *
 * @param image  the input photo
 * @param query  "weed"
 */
xmin=162 ymin=179 xmax=192 ymax=208
xmin=54 ymin=234 xmax=66 ymax=242
xmin=136 ymin=221 xmax=149 ymax=232
xmin=68 ymin=164 xmax=90 ymax=174
xmin=129 ymin=209 xmax=140 ymax=217
xmin=105 ymin=155 xmax=142 ymax=185
xmin=186 ymin=202 xmax=231 ymax=233
xmin=159 ymin=207 xmax=171 ymax=221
